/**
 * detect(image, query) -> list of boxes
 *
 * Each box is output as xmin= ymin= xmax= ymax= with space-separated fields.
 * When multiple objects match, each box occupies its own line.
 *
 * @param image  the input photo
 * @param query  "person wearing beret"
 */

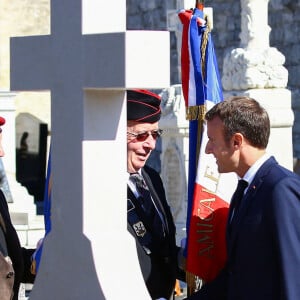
xmin=127 ymin=89 xmax=184 ymax=300
xmin=0 ymin=116 xmax=35 ymax=300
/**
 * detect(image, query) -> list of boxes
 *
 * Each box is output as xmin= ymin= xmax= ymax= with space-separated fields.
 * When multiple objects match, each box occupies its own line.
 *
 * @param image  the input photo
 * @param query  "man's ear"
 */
xmin=232 ymin=133 xmax=243 ymax=148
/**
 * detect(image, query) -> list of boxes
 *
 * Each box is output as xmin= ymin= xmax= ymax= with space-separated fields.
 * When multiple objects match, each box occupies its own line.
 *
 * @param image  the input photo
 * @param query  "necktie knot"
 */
xmin=229 ymin=179 xmax=248 ymax=224
xmin=233 ymin=179 xmax=248 ymax=204
xmin=236 ymin=179 xmax=248 ymax=193
xmin=130 ymin=173 xmax=148 ymax=194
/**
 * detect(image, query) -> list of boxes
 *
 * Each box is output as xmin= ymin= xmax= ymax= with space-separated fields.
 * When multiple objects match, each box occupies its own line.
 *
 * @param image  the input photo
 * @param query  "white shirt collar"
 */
xmin=127 ymin=170 xmax=142 ymax=197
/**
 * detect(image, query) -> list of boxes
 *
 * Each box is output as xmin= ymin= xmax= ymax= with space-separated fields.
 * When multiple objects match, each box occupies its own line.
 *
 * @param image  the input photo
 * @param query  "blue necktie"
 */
xmin=229 ymin=179 xmax=248 ymax=226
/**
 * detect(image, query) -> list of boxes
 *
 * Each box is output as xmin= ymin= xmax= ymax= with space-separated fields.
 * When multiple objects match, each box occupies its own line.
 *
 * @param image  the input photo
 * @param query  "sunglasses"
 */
xmin=127 ymin=129 xmax=163 ymax=141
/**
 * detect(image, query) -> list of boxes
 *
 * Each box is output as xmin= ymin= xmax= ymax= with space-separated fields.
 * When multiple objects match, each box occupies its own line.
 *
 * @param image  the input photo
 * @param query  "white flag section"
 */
xmin=196 ymin=123 xmax=237 ymax=203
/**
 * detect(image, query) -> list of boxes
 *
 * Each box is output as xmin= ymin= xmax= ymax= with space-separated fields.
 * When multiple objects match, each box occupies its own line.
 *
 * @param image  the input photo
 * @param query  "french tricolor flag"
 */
xmin=178 ymin=7 xmax=236 ymax=283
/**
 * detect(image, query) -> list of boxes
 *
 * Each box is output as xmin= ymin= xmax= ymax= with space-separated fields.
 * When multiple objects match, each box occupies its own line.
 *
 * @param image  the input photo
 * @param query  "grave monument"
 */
xmin=10 ymin=1 xmax=170 ymax=299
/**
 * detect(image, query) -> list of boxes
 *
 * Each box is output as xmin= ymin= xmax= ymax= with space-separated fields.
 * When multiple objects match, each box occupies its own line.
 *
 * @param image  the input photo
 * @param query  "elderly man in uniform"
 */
xmin=127 ymin=89 xmax=184 ymax=300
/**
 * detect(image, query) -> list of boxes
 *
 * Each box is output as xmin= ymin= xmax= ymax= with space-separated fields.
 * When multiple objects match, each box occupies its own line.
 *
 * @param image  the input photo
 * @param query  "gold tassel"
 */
xmin=186 ymin=272 xmax=203 ymax=296
xmin=201 ymin=14 xmax=212 ymax=80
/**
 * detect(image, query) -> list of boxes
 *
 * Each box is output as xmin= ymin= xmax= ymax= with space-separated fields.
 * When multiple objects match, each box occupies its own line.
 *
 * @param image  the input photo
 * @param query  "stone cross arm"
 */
xmin=11 ymin=31 xmax=169 ymax=91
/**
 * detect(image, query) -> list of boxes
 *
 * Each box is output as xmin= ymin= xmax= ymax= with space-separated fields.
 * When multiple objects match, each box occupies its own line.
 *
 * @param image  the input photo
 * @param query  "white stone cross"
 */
xmin=10 ymin=1 xmax=170 ymax=299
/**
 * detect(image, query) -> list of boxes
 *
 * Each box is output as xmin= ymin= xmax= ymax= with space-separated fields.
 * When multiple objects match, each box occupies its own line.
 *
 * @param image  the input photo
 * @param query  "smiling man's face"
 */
xmin=205 ymin=116 xmax=237 ymax=174
xmin=127 ymin=121 xmax=159 ymax=173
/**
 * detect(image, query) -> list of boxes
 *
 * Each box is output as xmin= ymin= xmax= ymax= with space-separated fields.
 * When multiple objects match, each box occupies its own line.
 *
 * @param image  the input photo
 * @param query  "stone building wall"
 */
xmin=127 ymin=0 xmax=167 ymax=30
xmin=127 ymin=0 xmax=300 ymax=163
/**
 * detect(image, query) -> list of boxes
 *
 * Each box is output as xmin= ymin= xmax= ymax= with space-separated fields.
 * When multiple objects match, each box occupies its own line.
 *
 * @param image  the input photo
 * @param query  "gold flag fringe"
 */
xmin=185 ymin=105 xmax=206 ymax=169
xmin=186 ymin=104 xmax=206 ymax=121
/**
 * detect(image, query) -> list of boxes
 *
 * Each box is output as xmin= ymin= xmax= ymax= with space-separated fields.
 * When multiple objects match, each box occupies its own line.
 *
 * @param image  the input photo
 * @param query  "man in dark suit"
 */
xmin=0 ymin=116 xmax=35 ymax=300
xmin=186 ymin=96 xmax=300 ymax=300
xmin=127 ymin=89 xmax=184 ymax=300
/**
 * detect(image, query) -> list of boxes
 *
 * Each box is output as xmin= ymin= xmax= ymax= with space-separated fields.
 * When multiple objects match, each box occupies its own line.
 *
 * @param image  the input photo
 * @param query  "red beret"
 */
xmin=127 ymin=89 xmax=161 ymax=123
xmin=0 ymin=117 xmax=5 ymax=126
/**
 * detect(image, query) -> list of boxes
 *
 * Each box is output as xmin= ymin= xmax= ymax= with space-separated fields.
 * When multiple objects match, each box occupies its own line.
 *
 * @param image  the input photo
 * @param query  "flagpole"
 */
xmin=184 ymin=2 xmax=207 ymax=295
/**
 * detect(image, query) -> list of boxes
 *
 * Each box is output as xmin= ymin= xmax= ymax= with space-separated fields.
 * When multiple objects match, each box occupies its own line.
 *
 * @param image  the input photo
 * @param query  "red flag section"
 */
xmin=186 ymin=119 xmax=236 ymax=282
xmin=187 ymin=182 xmax=228 ymax=282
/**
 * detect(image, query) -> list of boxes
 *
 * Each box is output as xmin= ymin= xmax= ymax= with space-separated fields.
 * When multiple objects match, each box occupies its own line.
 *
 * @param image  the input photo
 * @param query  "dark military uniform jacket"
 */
xmin=127 ymin=165 xmax=180 ymax=300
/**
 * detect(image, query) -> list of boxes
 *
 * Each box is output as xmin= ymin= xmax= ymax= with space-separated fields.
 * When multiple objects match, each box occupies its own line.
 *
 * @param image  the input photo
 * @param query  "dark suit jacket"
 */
xmin=0 ymin=190 xmax=35 ymax=300
xmin=127 ymin=165 xmax=180 ymax=299
xmin=188 ymin=156 xmax=300 ymax=300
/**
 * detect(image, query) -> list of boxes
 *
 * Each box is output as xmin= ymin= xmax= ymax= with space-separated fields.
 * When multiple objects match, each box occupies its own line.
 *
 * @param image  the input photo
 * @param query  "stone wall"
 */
xmin=268 ymin=0 xmax=300 ymax=160
xmin=127 ymin=0 xmax=167 ymax=30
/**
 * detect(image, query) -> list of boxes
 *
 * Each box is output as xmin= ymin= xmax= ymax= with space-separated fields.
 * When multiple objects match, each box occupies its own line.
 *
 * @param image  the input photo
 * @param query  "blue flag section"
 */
xmin=179 ymin=7 xmax=223 ymax=237
xmin=43 ymin=148 xmax=52 ymax=235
